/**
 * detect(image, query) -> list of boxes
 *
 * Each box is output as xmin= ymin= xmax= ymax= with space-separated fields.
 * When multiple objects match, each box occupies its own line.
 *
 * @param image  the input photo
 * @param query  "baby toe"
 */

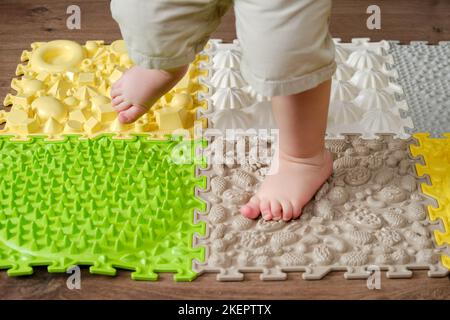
xmin=281 ymin=200 xmax=294 ymax=221
xmin=292 ymin=204 xmax=303 ymax=220
xmin=113 ymin=100 xmax=132 ymax=113
xmin=260 ymin=199 xmax=272 ymax=221
xmin=270 ymin=200 xmax=282 ymax=221
xmin=118 ymin=104 xmax=148 ymax=124
xmin=112 ymin=95 xmax=124 ymax=107
xmin=110 ymin=86 xmax=122 ymax=99
xmin=240 ymin=196 xmax=261 ymax=219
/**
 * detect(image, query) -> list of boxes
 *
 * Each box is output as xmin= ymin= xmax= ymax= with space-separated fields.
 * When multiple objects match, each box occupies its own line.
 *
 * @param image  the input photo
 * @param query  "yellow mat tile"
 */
xmin=2 ymin=40 xmax=208 ymax=140
xmin=410 ymin=133 xmax=450 ymax=269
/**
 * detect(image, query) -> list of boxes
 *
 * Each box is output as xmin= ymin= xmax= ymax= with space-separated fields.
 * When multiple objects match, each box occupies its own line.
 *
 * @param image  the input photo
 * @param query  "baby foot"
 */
xmin=240 ymin=149 xmax=333 ymax=221
xmin=110 ymin=65 xmax=187 ymax=123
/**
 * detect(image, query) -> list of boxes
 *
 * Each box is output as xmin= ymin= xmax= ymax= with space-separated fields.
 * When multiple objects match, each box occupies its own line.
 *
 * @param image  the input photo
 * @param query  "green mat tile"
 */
xmin=0 ymin=134 xmax=206 ymax=281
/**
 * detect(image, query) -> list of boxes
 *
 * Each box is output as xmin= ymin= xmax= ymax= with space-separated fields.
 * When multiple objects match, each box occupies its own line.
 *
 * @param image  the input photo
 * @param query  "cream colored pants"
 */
xmin=111 ymin=0 xmax=336 ymax=96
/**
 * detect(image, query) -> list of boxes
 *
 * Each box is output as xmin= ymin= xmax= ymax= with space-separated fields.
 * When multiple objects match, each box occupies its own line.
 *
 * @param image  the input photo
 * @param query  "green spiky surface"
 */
xmin=0 ymin=134 xmax=206 ymax=281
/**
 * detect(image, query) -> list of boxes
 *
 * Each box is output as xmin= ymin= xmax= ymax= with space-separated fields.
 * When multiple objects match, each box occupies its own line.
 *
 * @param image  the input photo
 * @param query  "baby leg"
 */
xmin=241 ymin=80 xmax=333 ymax=221
xmin=233 ymin=0 xmax=336 ymax=220
xmin=110 ymin=0 xmax=232 ymax=123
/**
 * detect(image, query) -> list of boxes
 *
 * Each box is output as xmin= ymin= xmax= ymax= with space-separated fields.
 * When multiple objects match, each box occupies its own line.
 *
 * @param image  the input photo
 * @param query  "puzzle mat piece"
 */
xmin=410 ymin=133 xmax=450 ymax=269
xmin=197 ymin=38 xmax=412 ymax=139
xmin=389 ymin=42 xmax=450 ymax=137
xmin=194 ymin=135 xmax=449 ymax=280
xmin=2 ymin=40 xmax=209 ymax=140
xmin=0 ymin=135 xmax=206 ymax=281
xmin=196 ymin=39 xmax=274 ymax=131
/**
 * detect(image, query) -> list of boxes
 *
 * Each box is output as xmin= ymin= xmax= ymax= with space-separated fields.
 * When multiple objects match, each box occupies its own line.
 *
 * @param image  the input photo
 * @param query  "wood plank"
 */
xmin=0 ymin=269 xmax=449 ymax=300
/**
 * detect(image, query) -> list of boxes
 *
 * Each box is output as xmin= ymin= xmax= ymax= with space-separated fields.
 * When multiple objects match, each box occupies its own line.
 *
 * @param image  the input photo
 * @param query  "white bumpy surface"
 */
xmin=198 ymin=38 xmax=414 ymax=139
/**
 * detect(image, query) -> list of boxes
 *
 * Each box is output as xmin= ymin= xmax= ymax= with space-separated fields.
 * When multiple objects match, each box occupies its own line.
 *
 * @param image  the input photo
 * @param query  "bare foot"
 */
xmin=110 ymin=65 xmax=188 ymax=123
xmin=240 ymin=149 xmax=333 ymax=221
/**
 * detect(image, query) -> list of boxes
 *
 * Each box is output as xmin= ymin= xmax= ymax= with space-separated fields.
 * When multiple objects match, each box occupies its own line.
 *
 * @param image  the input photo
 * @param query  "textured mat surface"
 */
xmin=0 ymin=135 xmax=206 ymax=281
xmin=410 ymin=133 xmax=450 ymax=269
xmin=195 ymin=135 xmax=448 ymax=280
xmin=199 ymin=38 xmax=413 ymax=139
xmin=198 ymin=39 xmax=273 ymax=131
xmin=2 ymin=40 xmax=208 ymax=139
xmin=2 ymin=38 xmax=450 ymax=283
xmin=390 ymin=42 xmax=450 ymax=137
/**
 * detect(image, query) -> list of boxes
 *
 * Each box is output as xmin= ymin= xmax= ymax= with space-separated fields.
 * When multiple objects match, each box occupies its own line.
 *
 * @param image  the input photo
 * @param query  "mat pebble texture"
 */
xmin=194 ymin=135 xmax=448 ymax=280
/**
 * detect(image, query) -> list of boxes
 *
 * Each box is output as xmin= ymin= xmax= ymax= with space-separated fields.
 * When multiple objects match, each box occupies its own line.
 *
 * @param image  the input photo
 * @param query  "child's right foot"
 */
xmin=240 ymin=149 xmax=333 ymax=221
xmin=110 ymin=65 xmax=188 ymax=123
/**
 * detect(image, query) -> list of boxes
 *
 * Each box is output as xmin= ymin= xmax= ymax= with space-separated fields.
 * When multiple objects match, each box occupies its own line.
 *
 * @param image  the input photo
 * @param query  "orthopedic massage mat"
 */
xmin=0 ymin=135 xmax=206 ymax=280
xmin=0 ymin=38 xmax=449 ymax=281
xmin=1 ymin=40 xmax=208 ymax=139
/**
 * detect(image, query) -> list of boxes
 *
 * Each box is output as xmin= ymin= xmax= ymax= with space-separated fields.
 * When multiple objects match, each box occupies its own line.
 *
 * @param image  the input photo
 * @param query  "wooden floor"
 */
xmin=0 ymin=0 xmax=449 ymax=299
xmin=1 ymin=269 xmax=449 ymax=300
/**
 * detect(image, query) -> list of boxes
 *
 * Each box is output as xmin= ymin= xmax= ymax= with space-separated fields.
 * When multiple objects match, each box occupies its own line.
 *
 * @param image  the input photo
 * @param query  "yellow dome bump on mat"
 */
xmin=171 ymin=92 xmax=194 ymax=109
xmin=31 ymin=96 xmax=67 ymax=122
xmin=20 ymin=79 xmax=45 ymax=95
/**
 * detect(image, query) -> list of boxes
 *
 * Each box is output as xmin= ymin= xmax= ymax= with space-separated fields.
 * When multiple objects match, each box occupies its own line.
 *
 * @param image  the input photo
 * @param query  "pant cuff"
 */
xmin=240 ymin=61 xmax=337 ymax=97
xmin=127 ymin=38 xmax=208 ymax=70
xmin=127 ymin=50 xmax=195 ymax=70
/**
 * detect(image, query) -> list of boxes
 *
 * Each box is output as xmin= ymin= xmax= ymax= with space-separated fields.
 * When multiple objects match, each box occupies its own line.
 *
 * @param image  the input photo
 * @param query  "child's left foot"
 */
xmin=110 ymin=65 xmax=187 ymax=124
xmin=240 ymin=149 xmax=333 ymax=221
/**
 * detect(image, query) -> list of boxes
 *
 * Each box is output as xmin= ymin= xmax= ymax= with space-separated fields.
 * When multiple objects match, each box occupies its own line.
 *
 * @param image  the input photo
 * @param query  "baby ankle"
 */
xmin=278 ymin=148 xmax=329 ymax=166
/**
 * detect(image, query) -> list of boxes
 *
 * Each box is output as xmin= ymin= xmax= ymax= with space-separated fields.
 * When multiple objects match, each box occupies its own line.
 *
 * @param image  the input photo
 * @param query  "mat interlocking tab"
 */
xmin=194 ymin=135 xmax=448 ymax=280
xmin=410 ymin=133 xmax=450 ymax=269
xmin=390 ymin=42 xmax=450 ymax=137
xmin=198 ymin=38 xmax=413 ymax=138
xmin=0 ymin=135 xmax=207 ymax=281
xmin=2 ymin=40 xmax=208 ymax=140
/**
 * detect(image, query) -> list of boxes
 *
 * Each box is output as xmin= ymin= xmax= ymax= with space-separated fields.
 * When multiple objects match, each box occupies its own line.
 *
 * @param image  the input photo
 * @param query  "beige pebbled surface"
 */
xmin=194 ymin=135 xmax=449 ymax=281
